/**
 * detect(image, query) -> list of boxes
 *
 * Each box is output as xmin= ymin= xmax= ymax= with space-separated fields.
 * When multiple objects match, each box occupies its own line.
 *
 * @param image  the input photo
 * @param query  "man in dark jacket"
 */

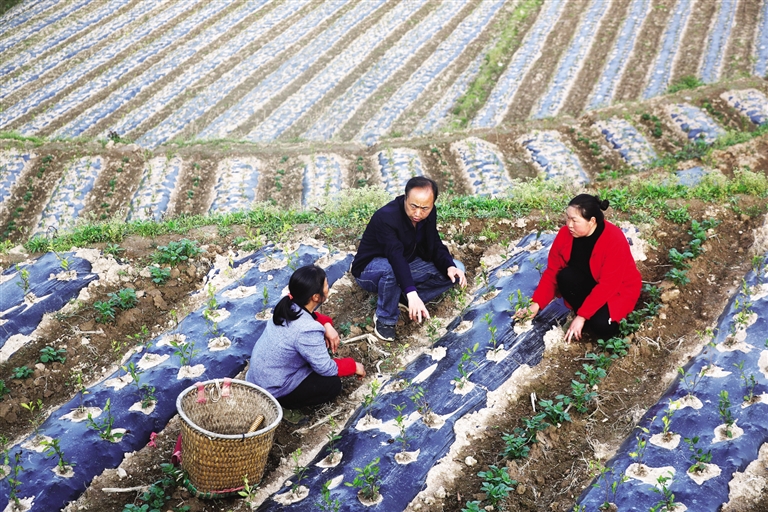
xmin=351 ymin=176 xmax=466 ymax=341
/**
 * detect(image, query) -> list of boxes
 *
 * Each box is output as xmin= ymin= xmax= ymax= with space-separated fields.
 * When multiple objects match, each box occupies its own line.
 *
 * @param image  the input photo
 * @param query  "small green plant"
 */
xmin=151 ymin=239 xmax=201 ymax=265
xmin=409 ymin=385 xmax=432 ymax=418
xmin=0 ymin=380 xmax=8 ymax=400
xmin=42 ymin=437 xmax=75 ymax=472
xmin=678 ymin=366 xmax=703 ymax=397
xmin=509 ymin=289 xmax=533 ymax=317
xmin=477 ymin=465 xmax=517 ymax=507
xmin=317 ymin=479 xmax=341 ymax=512
xmin=665 ymin=267 xmax=690 ymax=287
xmin=362 ymin=378 xmax=381 ymax=415
xmin=588 ymin=460 xmax=627 ymax=510
xmin=262 ymin=284 xmax=269 ymax=306
xmin=667 ymin=74 xmax=704 ymax=93
xmin=7 ymin=450 xmax=23 ymax=509
xmin=238 ymin=475 xmax=259 ymax=508
xmin=659 ymin=407 xmax=675 ymax=441
xmin=461 ymin=501 xmax=483 ymax=512
xmin=629 ymin=425 xmax=650 ymax=466
xmin=585 ymin=351 xmax=616 ymax=370
xmin=538 ymin=398 xmax=571 ymax=425
xmin=426 ymin=317 xmax=442 ymax=344
xmin=170 ymin=338 xmax=198 ymax=366
xmin=393 ymin=403 xmax=409 ymax=453
xmin=140 ymin=384 xmax=156 ymax=409
xmin=11 ymin=366 xmax=33 ymax=379
xmin=108 ymin=288 xmax=138 ymax=310
xmin=86 ymin=398 xmax=124 ymax=442
xmin=683 ymin=436 xmax=711 ymax=474
xmin=570 ymin=380 xmax=597 ymax=413
xmin=104 ymin=243 xmax=124 ymax=257
xmin=346 ymin=457 xmax=382 ymax=501
xmin=94 ymin=300 xmax=116 ymax=323
xmin=597 ymin=337 xmax=630 ymax=357
xmin=500 ymin=430 xmax=530 ymax=459
xmin=326 ymin=416 xmax=341 ymax=456
xmin=70 ymin=369 xmax=89 ymax=410
xmin=718 ymin=390 xmax=734 ymax=437
xmin=21 ymin=399 xmax=45 ymax=439
xmin=454 ymin=342 xmax=479 ymax=388
xmin=15 ymin=264 xmax=30 ymax=295
xmin=576 ymin=363 xmax=606 ymax=388
xmin=734 ymin=360 xmax=758 ymax=403
xmin=483 ymin=313 xmax=499 ymax=350
xmin=290 ymin=448 xmax=307 ymax=493
xmin=39 ymin=346 xmax=66 ymax=364
xmin=148 ymin=265 xmax=171 ymax=284
xmin=667 ymin=247 xmax=693 ymax=269
xmin=650 ymin=472 xmax=677 ymax=512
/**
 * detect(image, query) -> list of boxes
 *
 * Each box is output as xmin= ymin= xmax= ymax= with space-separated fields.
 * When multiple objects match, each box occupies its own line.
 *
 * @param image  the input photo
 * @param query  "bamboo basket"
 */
xmin=176 ymin=379 xmax=282 ymax=496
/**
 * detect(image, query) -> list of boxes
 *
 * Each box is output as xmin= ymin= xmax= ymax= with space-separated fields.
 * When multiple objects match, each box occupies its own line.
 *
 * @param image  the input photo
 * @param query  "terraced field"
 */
xmin=2 ymin=1 xmax=768 ymax=512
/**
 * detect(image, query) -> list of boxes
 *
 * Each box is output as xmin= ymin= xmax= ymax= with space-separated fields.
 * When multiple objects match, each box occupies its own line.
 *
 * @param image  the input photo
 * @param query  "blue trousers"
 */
xmin=355 ymin=257 xmax=464 ymax=325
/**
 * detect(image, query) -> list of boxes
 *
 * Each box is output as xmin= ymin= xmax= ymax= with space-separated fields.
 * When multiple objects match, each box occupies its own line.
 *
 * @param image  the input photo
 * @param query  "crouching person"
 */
xmin=246 ymin=265 xmax=365 ymax=412
xmin=351 ymin=176 xmax=467 ymax=341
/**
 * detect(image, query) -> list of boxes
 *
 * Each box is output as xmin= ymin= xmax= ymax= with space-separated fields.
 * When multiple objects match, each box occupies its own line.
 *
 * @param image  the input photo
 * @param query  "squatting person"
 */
xmin=246 ymin=265 xmax=365 ymax=411
xmin=351 ymin=176 xmax=467 ymax=341
xmin=514 ymin=194 xmax=641 ymax=342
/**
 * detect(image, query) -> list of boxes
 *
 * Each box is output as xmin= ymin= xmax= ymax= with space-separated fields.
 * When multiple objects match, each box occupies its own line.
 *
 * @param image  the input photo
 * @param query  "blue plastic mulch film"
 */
xmin=0 ymin=252 xmax=97 ymax=360
xmin=0 ymin=245 xmax=352 ymax=512
xmin=576 ymin=252 xmax=768 ymax=511
xmin=256 ymin=233 xmax=571 ymax=511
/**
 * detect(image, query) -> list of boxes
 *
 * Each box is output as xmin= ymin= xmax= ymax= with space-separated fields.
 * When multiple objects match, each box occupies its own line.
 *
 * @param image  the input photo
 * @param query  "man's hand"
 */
xmin=513 ymin=302 xmax=539 ymax=321
xmin=406 ymin=290 xmax=430 ymax=323
xmin=565 ymin=315 xmax=586 ymax=343
xmin=447 ymin=266 xmax=467 ymax=288
xmin=323 ymin=323 xmax=340 ymax=353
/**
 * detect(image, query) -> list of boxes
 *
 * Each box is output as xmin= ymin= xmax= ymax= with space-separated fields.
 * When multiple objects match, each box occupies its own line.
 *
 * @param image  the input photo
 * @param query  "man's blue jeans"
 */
xmin=355 ymin=257 xmax=465 ymax=325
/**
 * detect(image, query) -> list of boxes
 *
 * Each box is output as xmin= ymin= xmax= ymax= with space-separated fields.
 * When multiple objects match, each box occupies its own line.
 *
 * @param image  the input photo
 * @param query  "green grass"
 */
xmin=449 ymin=0 xmax=544 ymax=129
xmin=667 ymin=75 xmax=705 ymax=94
xmin=0 ymin=0 xmax=23 ymax=16
xmin=0 ymin=131 xmax=47 ymax=147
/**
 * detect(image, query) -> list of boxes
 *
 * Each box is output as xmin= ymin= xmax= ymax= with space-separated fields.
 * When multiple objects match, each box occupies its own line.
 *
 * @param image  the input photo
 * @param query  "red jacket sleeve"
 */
xmin=532 ymin=227 xmax=571 ymax=310
xmin=334 ymin=358 xmax=357 ymax=377
xmin=314 ymin=312 xmax=333 ymax=326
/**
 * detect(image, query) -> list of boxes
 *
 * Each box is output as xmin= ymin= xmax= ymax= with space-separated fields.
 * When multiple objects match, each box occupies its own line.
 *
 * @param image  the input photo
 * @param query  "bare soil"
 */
xmin=721 ymin=0 xmax=761 ymax=80
xmin=670 ymin=0 xmax=716 ymax=83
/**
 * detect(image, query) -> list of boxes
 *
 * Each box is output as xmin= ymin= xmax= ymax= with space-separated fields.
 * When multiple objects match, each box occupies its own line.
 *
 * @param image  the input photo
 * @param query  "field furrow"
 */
xmin=451 ymin=137 xmax=511 ymax=196
xmin=642 ymin=0 xmax=693 ymax=99
xmin=54 ymin=0 xmax=275 ymax=139
xmin=35 ymin=156 xmax=102 ymax=236
xmin=700 ymin=0 xmax=738 ymax=83
xmin=0 ymin=0 xmax=91 ymax=55
xmin=0 ymin=150 xmax=35 ymax=215
xmin=126 ymin=157 xmax=183 ymax=222
xmin=135 ymin=0 xmax=347 ymax=149
xmin=355 ymin=0 xmax=506 ymax=145
xmin=198 ymin=0 xmax=389 ymax=142
xmin=105 ymin=0 xmax=309 ymax=140
xmin=720 ymin=0 xmax=761 ymax=79
xmin=587 ymin=0 xmax=653 ymax=109
xmin=0 ymin=0 xmax=201 ymax=130
xmin=19 ymin=0 xmax=239 ymax=136
xmin=301 ymin=0 xmax=471 ymax=141
xmin=208 ymin=158 xmax=261 ymax=214
xmin=0 ymin=0 xmax=172 ymax=103
xmin=671 ymin=0 xmax=717 ymax=82
xmin=753 ymin=0 xmax=768 ymax=77
xmin=0 ymin=0 xmax=134 ymax=79
xmin=243 ymin=0 xmax=432 ymax=143
xmin=0 ymin=0 xmax=57 ymax=37
xmin=376 ymin=148 xmax=425 ymax=196
xmin=301 ymin=154 xmax=346 ymax=208
xmin=471 ymin=0 xmax=567 ymax=128
xmin=518 ymin=130 xmax=589 ymax=183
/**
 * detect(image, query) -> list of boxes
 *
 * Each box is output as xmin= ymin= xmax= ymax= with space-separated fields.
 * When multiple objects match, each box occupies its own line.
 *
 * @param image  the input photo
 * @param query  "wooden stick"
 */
xmin=101 ymin=485 xmax=147 ymax=493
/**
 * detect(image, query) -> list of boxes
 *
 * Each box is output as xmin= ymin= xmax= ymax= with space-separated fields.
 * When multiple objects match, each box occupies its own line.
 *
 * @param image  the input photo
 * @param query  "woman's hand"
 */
xmin=565 ymin=315 xmax=586 ymax=342
xmin=514 ymin=302 xmax=540 ymax=321
xmin=324 ymin=323 xmax=340 ymax=353
xmin=355 ymin=362 xmax=366 ymax=379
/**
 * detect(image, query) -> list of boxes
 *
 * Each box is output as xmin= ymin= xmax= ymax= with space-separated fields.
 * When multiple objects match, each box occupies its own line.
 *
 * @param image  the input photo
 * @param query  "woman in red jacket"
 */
xmin=515 ymin=194 xmax=641 ymax=342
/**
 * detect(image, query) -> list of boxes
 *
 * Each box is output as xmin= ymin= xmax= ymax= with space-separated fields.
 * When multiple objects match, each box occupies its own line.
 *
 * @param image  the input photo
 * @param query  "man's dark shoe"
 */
xmin=373 ymin=314 xmax=396 ymax=342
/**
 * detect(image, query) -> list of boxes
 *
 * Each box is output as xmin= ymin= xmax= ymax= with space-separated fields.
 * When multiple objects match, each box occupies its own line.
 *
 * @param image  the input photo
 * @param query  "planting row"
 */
xmin=0 ymin=0 xmax=764 ymax=145
xmin=576 ymin=252 xmax=768 ymax=511
xmin=0 ymin=244 xmax=353 ymax=512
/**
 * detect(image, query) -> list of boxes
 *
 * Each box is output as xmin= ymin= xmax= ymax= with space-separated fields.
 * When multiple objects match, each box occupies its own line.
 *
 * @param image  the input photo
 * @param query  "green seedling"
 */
xmin=170 ymin=338 xmax=198 ymax=367
xmin=0 ymin=380 xmax=8 ymax=399
xmin=326 ymin=416 xmax=342 ymax=456
xmin=665 ymin=267 xmax=690 ymax=287
xmin=238 ymin=475 xmax=259 ymax=508
xmin=461 ymin=501 xmax=483 ymax=512
xmin=478 ymin=465 xmax=516 ymax=507
xmin=151 ymin=239 xmax=201 ymax=265
xmin=597 ymin=337 xmax=629 ymax=357
xmin=500 ymin=429 xmax=530 ymax=459
xmin=570 ymin=380 xmax=597 ymax=413
xmin=678 ymin=366 xmax=703 ymax=397
xmin=86 ymin=398 xmax=123 ymax=442
xmin=15 ymin=265 xmax=30 ymax=295
xmin=684 ymin=436 xmax=712 ymax=474
xmin=650 ymin=472 xmax=677 ymax=512
xmin=290 ymin=448 xmax=307 ymax=493
xmin=409 ymin=385 xmax=432 ymax=419
xmin=108 ymin=288 xmax=138 ymax=310
xmin=576 ymin=363 xmax=606 ymax=388
xmin=483 ymin=313 xmax=499 ymax=350
xmin=362 ymin=378 xmax=381 ymax=416
xmin=7 ymin=451 xmax=23 ymax=508
xmin=317 ymin=479 xmax=341 ymax=512
xmin=718 ymin=390 xmax=734 ymax=437
xmin=585 ymin=351 xmax=617 ymax=370
xmin=42 ymin=437 xmax=75 ymax=472
xmin=346 ymin=457 xmax=382 ymax=501
xmin=104 ymin=243 xmax=124 ymax=257
xmin=93 ymin=300 xmax=116 ymax=323
xmin=509 ymin=289 xmax=533 ymax=317
xmin=11 ymin=366 xmax=33 ymax=379
xmin=538 ymin=398 xmax=571 ymax=425
xmin=393 ymin=403 xmax=409 ymax=453
xmin=588 ymin=460 xmax=628 ymax=510
xmin=629 ymin=425 xmax=650 ymax=466
xmin=660 ymin=407 xmax=676 ymax=441
xmin=70 ymin=369 xmax=89 ymax=411
xmin=39 ymin=346 xmax=66 ymax=364
xmin=262 ymin=285 xmax=269 ymax=306
xmin=426 ymin=318 xmax=441 ymax=345
xmin=148 ymin=265 xmax=171 ymax=284
xmin=734 ymin=360 xmax=758 ymax=403
xmin=21 ymin=399 xmax=45 ymax=439
xmin=454 ymin=342 xmax=479 ymax=388
xmin=140 ymin=384 xmax=156 ymax=409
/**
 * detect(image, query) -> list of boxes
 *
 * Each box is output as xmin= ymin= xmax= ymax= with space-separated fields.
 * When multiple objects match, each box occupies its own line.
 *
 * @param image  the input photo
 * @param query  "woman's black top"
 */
xmin=566 ymin=221 xmax=605 ymax=285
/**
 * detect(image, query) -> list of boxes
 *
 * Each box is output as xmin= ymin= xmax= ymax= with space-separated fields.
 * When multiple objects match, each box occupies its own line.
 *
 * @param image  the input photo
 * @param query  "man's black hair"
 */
xmin=405 ymin=176 xmax=438 ymax=201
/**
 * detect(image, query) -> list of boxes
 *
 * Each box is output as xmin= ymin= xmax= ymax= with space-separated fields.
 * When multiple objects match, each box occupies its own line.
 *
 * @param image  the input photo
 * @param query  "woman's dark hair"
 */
xmin=568 ymin=194 xmax=610 ymax=223
xmin=273 ymin=265 xmax=327 ymax=326
xmin=405 ymin=176 xmax=439 ymax=201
